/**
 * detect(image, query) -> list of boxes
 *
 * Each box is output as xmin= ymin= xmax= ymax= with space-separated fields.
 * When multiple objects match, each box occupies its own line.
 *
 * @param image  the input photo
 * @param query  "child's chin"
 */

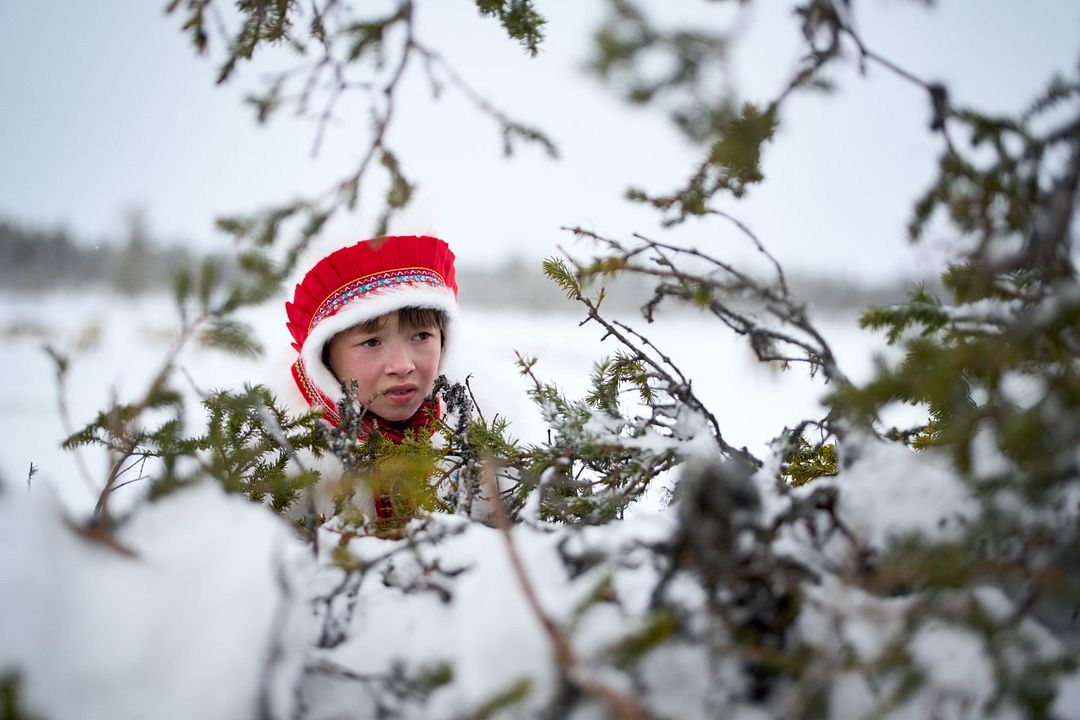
xmin=377 ymin=404 xmax=419 ymax=422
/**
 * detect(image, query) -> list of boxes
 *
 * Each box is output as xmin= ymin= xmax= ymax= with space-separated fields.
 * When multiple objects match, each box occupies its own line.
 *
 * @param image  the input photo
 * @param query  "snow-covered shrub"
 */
xmin=3 ymin=2 xmax=1079 ymax=719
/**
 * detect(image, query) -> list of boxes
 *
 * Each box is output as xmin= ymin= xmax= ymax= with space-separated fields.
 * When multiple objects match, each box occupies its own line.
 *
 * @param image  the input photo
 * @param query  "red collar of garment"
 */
xmin=290 ymin=358 xmax=441 ymax=441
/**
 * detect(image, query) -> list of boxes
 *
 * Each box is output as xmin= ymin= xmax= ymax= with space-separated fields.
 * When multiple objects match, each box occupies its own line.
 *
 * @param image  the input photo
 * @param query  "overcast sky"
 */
xmin=1 ymin=1 xmax=1078 ymax=282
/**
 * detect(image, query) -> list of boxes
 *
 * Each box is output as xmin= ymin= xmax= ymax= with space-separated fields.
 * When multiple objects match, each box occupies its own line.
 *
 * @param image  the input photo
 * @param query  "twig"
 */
xmin=335 ymin=1 xmax=416 ymax=210
xmin=43 ymin=344 xmax=98 ymax=498
xmin=92 ymin=314 xmax=202 ymax=536
xmin=483 ymin=462 xmax=648 ymax=720
xmin=563 ymin=228 xmax=845 ymax=385
xmin=464 ymin=374 xmax=487 ymax=426
xmin=838 ymin=19 xmax=961 ymax=156
xmin=703 ymin=207 xmax=788 ymax=294
xmin=413 ymin=44 xmax=557 ymax=158
xmin=65 ymin=517 xmax=137 ymax=558
xmin=563 ymin=263 xmax=754 ymax=464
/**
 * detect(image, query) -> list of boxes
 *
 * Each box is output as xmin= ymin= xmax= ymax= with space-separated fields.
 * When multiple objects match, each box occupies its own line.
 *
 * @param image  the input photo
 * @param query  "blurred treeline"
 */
xmin=0 ymin=215 xmax=916 ymax=312
xmin=458 ymin=257 xmax=920 ymax=314
xmin=0 ymin=214 xmax=208 ymax=296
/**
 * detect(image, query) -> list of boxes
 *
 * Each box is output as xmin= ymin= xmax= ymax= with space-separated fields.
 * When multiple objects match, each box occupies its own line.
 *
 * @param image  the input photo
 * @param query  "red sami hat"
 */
xmin=286 ymin=235 xmax=458 ymax=405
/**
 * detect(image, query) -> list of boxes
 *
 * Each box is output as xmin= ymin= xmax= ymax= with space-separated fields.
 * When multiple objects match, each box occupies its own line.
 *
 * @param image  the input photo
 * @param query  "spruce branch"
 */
xmin=556 ymin=240 xmax=755 ymax=465
xmin=60 ymin=253 xmax=317 ymax=541
xmin=413 ymin=44 xmax=558 ymax=159
xmin=703 ymin=207 xmax=789 ymax=295
xmin=183 ymin=0 xmax=555 ymax=280
xmin=596 ymin=0 xmax=993 ymax=221
xmin=90 ymin=314 xmax=198 ymax=537
xmin=572 ymin=227 xmax=845 ymax=385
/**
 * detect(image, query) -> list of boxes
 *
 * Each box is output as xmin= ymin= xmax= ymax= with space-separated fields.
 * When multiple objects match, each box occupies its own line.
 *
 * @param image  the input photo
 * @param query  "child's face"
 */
xmin=326 ymin=312 xmax=442 ymax=422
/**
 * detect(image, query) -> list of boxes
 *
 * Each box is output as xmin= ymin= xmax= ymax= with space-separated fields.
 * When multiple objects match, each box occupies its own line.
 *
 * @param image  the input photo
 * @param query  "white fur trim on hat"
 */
xmin=300 ymin=283 xmax=458 ymax=403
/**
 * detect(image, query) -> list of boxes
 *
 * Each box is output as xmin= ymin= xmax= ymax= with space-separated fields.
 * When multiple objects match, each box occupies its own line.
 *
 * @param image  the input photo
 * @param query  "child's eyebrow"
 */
xmin=346 ymin=321 xmax=385 ymax=336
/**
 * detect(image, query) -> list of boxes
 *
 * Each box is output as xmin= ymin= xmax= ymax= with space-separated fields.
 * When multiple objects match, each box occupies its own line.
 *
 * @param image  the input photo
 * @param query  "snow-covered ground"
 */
xmin=0 ymin=288 xmax=886 ymax=719
xmin=14 ymin=289 xmax=1075 ymax=720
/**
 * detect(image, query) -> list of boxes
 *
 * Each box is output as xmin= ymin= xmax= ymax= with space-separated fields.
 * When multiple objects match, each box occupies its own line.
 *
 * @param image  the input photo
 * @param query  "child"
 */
xmin=279 ymin=234 xmax=459 ymax=520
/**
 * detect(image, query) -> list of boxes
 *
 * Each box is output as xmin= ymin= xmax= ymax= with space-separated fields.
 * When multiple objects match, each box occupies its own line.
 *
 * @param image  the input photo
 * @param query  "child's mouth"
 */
xmin=383 ymin=386 xmax=417 ymax=403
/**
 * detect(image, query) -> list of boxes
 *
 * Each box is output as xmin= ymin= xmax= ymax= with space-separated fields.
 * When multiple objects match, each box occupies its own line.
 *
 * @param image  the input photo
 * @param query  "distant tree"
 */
xmin=0 ymin=212 xmax=204 ymax=295
xmin=109 ymin=210 xmax=157 ymax=295
xmin=0 ymin=219 xmax=109 ymax=291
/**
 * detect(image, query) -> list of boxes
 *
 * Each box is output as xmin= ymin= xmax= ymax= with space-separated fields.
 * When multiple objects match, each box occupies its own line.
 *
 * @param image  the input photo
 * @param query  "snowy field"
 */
xmin=0 ymin=288 xmax=881 ymax=514
xmin=16 ymin=288 xmax=1078 ymax=720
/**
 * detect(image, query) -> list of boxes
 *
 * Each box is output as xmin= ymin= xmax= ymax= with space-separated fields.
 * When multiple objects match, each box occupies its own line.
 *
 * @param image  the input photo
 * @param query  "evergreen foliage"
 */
xmin=0 ymin=673 xmax=44 ymax=720
xmin=474 ymin=0 xmax=545 ymax=56
xmin=171 ymin=0 xmax=556 ymax=280
xmin=11 ymin=1 xmax=1080 ymax=718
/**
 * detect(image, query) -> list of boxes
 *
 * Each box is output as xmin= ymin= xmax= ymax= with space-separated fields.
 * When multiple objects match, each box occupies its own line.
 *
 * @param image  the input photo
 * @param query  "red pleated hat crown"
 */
xmin=286 ymin=235 xmax=458 ymax=353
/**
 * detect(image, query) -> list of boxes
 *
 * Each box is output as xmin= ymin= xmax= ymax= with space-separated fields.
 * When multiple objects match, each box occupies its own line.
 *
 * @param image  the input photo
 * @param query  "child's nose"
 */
xmin=385 ymin=340 xmax=415 ymax=375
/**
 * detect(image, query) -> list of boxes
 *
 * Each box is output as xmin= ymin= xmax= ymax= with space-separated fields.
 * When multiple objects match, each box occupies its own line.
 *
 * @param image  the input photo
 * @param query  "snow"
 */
xmin=908 ymin=623 xmax=995 ymax=715
xmin=0 ymin=481 xmax=310 ymax=720
xmin=798 ymin=575 xmax=912 ymax=664
xmin=636 ymin=643 xmax=713 ymax=720
xmin=1054 ymin=670 xmax=1080 ymax=720
xmin=2 ymin=289 xmax=1077 ymax=718
xmin=970 ymin=423 xmax=1014 ymax=481
xmin=825 ymin=436 xmax=976 ymax=551
xmin=1000 ymin=371 xmax=1047 ymax=411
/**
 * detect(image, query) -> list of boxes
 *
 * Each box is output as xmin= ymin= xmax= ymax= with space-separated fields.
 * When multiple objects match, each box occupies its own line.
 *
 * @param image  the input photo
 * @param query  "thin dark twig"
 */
xmin=839 ymin=21 xmax=960 ymax=156
xmin=464 ymin=374 xmax=486 ymax=426
xmin=634 ymin=233 xmax=771 ymax=295
xmin=704 ymin=207 xmax=788 ymax=294
xmin=569 ymin=229 xmax=845 ymax=384
xmin=413 ymin=45 xmax=557 ymax=158
xmin=586 ymin=293 xmax=754 ymax=464
xmin=335 ymin=2 xmax=416 ymax=210
xmin=92 ymin=313 xmax=204 ymax=536
xmin=44 ymin=344 xmax=97 ymax=498
xmin=611 ymin=319 xmax=691 ymax=388
xmin=112 ymin=454 xmax=151 ymax=492
xmin=514 ymin=351 xmax=546 ymax=395
xmin=311 ymin=59 xmax=347 ymax=157
xmin=482 ymin=462 xmax=648 ymax=720
xmin=112 ymin=475 xmax=151 ymax=493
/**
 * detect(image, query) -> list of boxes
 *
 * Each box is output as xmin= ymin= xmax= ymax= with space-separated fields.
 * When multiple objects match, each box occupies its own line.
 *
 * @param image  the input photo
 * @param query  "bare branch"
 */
xmin=483 ymin=463 xmax=648 ymax=720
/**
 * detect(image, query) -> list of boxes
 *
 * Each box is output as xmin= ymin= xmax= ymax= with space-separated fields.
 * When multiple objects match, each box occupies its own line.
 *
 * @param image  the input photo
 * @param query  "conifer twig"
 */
xmin=43 ymin=344 xmax=97 ymax=499
xmin=700 ymin=209 xmax=789 ymax=294
xmin=464 ymin=374 xmax=486 ymax=426
xmin=565 ymin=228 xmax=846 ymax=385
xmin=483 ymin=462 xmax=648 ymax=720
xmin=557 ymin=249 xmax=755 ymax=465
xmin=90 ymin=312 xmax=204 ymax=544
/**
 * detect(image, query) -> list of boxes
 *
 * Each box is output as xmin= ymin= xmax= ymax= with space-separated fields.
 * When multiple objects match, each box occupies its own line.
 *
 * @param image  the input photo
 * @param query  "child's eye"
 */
xmin=357 ymin=338 xmax=380 ymax=348
xmin=413 ymin=330 xmax=435 ymax=341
